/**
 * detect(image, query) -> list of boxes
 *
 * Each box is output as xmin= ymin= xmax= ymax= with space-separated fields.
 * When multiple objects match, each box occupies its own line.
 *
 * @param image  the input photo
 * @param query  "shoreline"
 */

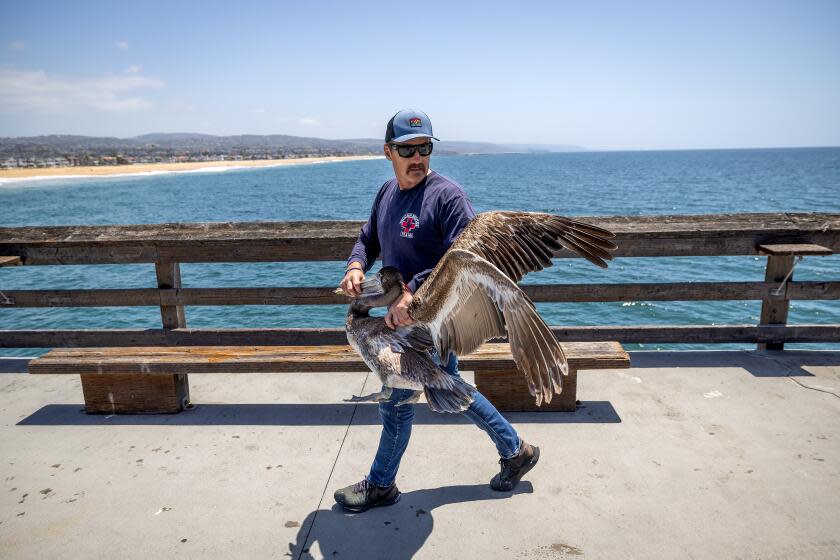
xmin=0 ymin=155 xmax=384 ymax=185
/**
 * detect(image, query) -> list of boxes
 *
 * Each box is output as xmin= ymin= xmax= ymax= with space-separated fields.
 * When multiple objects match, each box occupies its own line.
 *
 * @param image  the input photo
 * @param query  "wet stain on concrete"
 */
xmin=40 ymin=488 xmax=53 ymax=498
xmin=74 ymin=468 xmax=82 ymax=473
xmin=284 ymin=521 xmax=300 ymax=528
xmin=51 ymin=464 xmax=61 ymax=468
xmin=181 ymin=538 xmax=188 ymax=543
xmin=18 ymin=492 xmax=27 ymax=504
xmin=16 ymin=512 xmax=24 ymax=517
xmin=415 ymin=508 xmax=427 ymax=517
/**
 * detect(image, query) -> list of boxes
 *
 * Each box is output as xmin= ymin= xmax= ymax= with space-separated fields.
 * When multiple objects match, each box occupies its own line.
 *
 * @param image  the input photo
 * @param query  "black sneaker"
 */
xmin=490 ymin=440 xmax=540 ymax=491
xmin=334 ymin=478 xmax=401 ymax=512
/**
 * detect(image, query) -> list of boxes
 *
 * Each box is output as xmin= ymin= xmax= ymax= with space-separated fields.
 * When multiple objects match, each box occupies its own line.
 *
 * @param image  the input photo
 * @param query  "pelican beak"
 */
xmin=359 ymin=276 xmax=384 ymax=295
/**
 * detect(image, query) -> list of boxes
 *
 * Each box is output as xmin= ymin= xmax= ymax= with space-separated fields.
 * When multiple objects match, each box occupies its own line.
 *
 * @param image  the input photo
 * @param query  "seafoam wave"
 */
xmin=0 ymin=170 xmax=171 ymax=187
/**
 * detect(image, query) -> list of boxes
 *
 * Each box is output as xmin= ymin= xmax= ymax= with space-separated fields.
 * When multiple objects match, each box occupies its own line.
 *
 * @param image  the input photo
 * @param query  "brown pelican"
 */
xmin=342 ymin=267 xmax=477 ymax=413
xmin=339 ymin=211 xmax=617 ymax=410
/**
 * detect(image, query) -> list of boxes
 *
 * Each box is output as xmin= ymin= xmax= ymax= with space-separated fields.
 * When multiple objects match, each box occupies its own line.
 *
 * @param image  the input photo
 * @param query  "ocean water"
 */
xmin=1 ymin=148 xmax=838 ymax=356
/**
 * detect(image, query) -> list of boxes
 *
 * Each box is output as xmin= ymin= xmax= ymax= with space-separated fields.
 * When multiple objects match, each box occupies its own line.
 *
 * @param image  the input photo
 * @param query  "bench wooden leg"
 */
xmin=473 ymin=367 xmax=578 ymax=412
xmin=80 ymin=373 xmax=190 ymax=414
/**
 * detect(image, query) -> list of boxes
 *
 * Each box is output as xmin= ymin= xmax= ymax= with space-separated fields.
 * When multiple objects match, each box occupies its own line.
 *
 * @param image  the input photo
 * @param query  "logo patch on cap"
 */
xmin=408 ymin=117 xmax=422 ymax=128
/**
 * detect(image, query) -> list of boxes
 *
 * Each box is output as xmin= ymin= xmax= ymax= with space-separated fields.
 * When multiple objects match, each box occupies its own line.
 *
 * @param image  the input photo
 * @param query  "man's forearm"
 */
xmin=348 ymin=232 xmax=379 ymax=272
xmin=346 ymin=260 xmax=364 ymax=273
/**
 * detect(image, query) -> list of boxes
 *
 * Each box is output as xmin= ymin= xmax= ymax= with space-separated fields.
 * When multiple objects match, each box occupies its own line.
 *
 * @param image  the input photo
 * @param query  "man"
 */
xmin=333 ymin=109 xmax=539 ymax=513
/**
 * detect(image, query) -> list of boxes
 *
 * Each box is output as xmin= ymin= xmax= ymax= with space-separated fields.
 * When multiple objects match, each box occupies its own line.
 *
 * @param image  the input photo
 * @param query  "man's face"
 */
xmin=384 ymin=137 xmax=432 ymax=190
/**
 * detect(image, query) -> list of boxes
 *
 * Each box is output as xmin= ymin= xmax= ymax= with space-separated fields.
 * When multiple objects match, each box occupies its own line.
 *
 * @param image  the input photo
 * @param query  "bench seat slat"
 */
xmin=29 ymin=342 xmax=629 ymax=375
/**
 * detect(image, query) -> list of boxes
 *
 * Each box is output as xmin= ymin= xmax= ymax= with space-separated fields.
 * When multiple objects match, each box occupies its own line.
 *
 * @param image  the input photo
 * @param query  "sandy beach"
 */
xmin=0 ymin=155 xmax=383 ymax=184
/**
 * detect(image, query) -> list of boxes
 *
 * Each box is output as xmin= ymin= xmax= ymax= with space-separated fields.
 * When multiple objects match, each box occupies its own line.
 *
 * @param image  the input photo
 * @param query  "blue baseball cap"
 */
xmin=385 ymin=109 xmax=440 ymax=143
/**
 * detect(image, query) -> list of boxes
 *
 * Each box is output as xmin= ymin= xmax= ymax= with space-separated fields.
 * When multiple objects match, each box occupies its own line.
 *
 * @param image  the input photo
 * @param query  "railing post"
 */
xmin=756 ymin=243 xmax=832 ymax=351
xmin=155 ymin=261 xmax=186 ymax=328
xmin=78 ymin=261 xmax=191 ymax=413
xmin=154 ymin=261 xmax=190 ymax=409
xmin=757 ymin=254 xmax=794 ymax=351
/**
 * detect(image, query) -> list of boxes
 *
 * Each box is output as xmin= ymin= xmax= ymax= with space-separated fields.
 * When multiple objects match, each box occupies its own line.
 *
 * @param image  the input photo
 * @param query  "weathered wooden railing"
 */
xmin=1 ymin=212 xmax=838 ymax=350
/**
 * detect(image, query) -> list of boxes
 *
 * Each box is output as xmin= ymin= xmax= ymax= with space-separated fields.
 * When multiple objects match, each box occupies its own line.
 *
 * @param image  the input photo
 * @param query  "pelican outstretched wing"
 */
xmin=407 ymin=212 xmax=617 ymax=405
xmin=449 ymin=211 xmax=617 ymax=281
xmin=410 ymin=249 xmax=566 ymax=405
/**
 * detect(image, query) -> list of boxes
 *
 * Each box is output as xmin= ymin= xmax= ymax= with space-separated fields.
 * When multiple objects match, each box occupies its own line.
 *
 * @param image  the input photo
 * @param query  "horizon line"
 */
xmin=1 ymin=132 xmax=838 ymax=154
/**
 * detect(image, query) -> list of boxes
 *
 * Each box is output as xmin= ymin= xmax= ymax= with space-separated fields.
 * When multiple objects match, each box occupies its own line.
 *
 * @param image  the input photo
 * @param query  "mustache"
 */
xmin=407 ymin=164 xmax=426 ymax=172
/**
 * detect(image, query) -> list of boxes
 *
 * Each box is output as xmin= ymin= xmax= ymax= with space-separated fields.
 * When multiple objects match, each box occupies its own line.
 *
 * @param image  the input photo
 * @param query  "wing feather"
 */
xmin=450 ymin=211 xmax=617 ymax=281
xmin=410 ymin=249 xmax=568 ymax=404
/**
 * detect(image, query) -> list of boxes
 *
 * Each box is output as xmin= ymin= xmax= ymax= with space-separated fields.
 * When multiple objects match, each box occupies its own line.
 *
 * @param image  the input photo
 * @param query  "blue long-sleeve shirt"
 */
xmin=348 ymin=170 xmax=476 ymax=293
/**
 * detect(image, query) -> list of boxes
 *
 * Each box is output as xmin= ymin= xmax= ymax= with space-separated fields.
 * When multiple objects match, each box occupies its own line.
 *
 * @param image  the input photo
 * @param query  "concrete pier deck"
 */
xmin=1 ymin=350 xmax=839 ymax=559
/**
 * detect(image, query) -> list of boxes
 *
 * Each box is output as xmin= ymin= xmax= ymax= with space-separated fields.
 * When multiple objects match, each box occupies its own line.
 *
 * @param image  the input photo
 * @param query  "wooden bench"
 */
xmin=29 ymin=341 xmax=630 ymax=414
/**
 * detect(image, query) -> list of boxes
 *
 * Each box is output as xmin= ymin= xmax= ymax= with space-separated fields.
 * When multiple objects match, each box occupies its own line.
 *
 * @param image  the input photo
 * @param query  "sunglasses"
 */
xmin=389 ymin=142 xmax=434 ymax=158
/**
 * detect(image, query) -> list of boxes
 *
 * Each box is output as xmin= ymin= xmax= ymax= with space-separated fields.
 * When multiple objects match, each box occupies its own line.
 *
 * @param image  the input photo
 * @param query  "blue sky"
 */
xmin=1 ymin=0 xmax=838 ymax=149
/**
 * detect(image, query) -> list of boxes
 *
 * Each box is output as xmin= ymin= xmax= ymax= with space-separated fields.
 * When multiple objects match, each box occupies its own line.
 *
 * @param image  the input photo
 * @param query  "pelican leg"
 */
xmin=394 ymin=390 xmax=423 ymax=407
xmin=343 ymin=386 xmax=393 ymax=403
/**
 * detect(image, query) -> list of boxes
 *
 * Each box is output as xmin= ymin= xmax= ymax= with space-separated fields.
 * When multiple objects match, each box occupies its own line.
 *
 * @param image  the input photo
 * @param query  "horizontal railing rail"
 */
xmin=1 ymin=212 xmax=838 ymax=348
xmin=1 ymin=325 xmax=837 ymax=347
xmin=1 ymin=281 xmax=839 ymax=308
xmin=2 ymin=212 xmax=838 ymax=264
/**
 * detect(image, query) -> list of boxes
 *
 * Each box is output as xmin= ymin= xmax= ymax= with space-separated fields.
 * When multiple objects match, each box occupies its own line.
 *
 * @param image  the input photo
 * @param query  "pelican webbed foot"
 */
xmin=343 ymin=386 xmax=393 ymax=403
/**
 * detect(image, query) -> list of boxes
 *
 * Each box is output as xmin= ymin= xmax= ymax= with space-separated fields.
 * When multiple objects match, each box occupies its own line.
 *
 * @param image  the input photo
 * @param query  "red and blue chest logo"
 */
xmin=399 ymin=213 xmax=420 ymax=238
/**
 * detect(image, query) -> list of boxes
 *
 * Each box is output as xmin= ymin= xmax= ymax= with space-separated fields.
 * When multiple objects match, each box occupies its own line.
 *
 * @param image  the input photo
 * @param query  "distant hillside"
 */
xmin=0 ymin=133 xmax=585 ymax=161
xmin=0 ymin=133 xmax=378 ymax=160
xmin=504 ymin=143 xmax=588 ymax=153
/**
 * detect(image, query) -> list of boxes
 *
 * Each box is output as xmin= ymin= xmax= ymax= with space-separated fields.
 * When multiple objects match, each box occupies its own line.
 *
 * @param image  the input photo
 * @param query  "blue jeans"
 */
xmin=366 ymin=351 xmax=521 ymax=487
